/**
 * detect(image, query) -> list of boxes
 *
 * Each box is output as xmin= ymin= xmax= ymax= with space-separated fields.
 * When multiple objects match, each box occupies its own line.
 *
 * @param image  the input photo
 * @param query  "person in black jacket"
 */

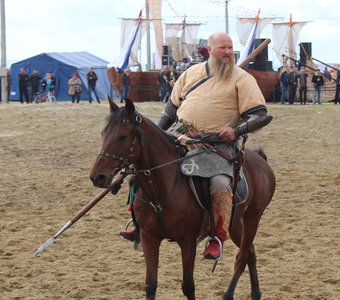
xmin=297 ymin=67 xmax=308 ymax=104
xmin=334 ymin=70 xmax=340 ymax=105
xmin=6 ymin=68 xmax=11 ymax=101
xmin=311 ymin=69 xmax=324 ymax=105
xmin=86 ymin=67 xmax=100 ymax=103
xmin=157 ymin=66 xmax=169 ymax=102
xmin=166 ymin=65 xmax=179 ymax=103
xmin=288 ymin=67 xmax=298 ymax=104
xmin=29 ymin=68 xmax=42 ymax=102
xmin=279 ymin=66 xmax=289 ymax=104
xmin=120 ymin=68 xmax=131 ymax=103
xmin=18 ymin=67 xmax=29 ymax=103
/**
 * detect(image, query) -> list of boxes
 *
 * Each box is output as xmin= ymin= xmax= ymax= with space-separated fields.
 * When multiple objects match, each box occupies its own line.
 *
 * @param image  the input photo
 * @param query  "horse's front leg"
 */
xmin=141 ymin=229 xmax=162 ymax=300
xmin=179 ymin=237 xmax=197 ymax=300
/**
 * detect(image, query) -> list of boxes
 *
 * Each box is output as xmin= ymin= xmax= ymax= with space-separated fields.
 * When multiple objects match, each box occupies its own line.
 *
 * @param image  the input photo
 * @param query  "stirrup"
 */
xmin=204 ymin=236 xmax=223 ymax=273
xmin=124 ymin=219 xmax=134 ymax=230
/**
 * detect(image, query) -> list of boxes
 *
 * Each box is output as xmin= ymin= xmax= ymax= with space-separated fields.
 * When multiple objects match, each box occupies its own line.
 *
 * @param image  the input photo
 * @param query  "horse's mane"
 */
xmin=144 ymin=117 xmax=178 ymax=144
xmin=102 ymin=106 xmax=178 ymax=145
xmin=102 ymin=107 xmax=127 ymax=135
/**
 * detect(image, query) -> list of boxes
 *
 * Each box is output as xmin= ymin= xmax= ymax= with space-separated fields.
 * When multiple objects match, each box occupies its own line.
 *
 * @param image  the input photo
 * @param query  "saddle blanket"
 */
xmin=181 ymin=144 xmax=235 ymax=178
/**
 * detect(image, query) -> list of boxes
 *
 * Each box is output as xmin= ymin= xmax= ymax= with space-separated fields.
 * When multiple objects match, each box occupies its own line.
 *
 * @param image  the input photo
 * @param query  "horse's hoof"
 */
xmin=251 ymin=290 xmax=262 ymax=300
xmin=223 ymin=294 xmax=233 ymax=300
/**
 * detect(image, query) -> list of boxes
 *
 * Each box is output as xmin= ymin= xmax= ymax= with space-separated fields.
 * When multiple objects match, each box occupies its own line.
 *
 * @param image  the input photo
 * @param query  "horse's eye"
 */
xmin=117 ymin=135 xmax=128 ymax=142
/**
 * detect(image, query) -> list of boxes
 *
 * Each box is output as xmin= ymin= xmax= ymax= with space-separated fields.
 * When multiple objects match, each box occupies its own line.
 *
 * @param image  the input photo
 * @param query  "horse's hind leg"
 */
xmin=141 ymin=230 xmax=162 ymax=300
xmin=179 ymin=238 xmax=197 ymax=300
xmin=223 ymin=217 xmax=261 ymax=300
xmin=247 ymin=244 xmax=261 ymax=300
xmin=223 ymin=220 xmax=247 ymax=300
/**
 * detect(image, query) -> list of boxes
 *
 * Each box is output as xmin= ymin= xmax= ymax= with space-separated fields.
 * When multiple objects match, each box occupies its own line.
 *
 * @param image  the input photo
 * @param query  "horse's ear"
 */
xmin=108 ymin=96 xmax=119 ymax=113
xmin=124 ymin=98 xmax=135 ymax=116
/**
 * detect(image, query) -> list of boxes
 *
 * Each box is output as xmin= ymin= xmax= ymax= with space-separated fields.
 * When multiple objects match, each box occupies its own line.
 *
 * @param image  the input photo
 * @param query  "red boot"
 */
xmin=203 ymin=238 xmax=224 ymax=260
xmin=119 ymin=227 xmax=137 ymax=242
xmin=203 ymin=191 xmax=232 ymax=260
xmin=203 ymin=216 xmax=227 ymax=260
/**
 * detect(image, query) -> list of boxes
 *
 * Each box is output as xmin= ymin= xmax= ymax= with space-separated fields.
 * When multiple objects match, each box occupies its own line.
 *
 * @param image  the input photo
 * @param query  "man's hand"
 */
xmin=177 ymin=134 xmax=197 ymax=151
xmin=219 ymin=126 xmax=236 ymax=142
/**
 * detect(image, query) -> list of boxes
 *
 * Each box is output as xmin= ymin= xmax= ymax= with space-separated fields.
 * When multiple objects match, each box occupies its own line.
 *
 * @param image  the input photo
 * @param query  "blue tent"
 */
xmin=10 ymin=51 xmax=117 ymax=101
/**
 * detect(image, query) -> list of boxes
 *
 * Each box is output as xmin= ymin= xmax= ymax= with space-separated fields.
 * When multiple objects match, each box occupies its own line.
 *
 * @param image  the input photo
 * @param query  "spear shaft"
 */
xmin=33 ymin=175 xmax=125 ymax=257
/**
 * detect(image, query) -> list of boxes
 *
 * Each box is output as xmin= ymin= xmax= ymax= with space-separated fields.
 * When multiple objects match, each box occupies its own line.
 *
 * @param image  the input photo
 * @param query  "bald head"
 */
xmin=207 ymin=32 xmax=234 ymax=58
xmin=208 ymin=32 xmax=232 ymax=47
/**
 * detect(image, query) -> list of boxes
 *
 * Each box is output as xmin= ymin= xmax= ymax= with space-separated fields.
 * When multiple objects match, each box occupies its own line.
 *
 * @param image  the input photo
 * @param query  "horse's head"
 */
xmin=90 ymin=98 xmax=142 ymax=188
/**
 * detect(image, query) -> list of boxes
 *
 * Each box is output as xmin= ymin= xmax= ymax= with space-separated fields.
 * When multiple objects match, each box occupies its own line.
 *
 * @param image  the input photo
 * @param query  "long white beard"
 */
xmin=209 ymin=56 xmax=235 ymax=80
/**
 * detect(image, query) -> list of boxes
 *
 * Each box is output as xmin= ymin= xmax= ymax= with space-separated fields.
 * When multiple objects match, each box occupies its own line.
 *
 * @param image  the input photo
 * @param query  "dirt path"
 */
xmin=0 ymin=102 xmax=339 ymax=299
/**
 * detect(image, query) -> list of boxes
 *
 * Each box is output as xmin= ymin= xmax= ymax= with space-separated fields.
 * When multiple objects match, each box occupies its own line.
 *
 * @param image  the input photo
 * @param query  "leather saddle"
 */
xmin=189 ymin=170 xmax=249 ymax=211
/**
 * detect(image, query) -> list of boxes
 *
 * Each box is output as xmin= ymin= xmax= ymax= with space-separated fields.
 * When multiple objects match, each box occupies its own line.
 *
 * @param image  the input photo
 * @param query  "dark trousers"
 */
xmin=335 ymin=85 xmax=340 ymax=104
xmin=7 ymin=85 xmax=11 ymax=100
xmin=19 ymin=86 xmax=29 ymax=103
xmin=299 ymin=86 xmax=307 ymax=104
xmin=280 ymin=84 xmax=288 ymax=103
xmin=88 ymin=85 xmax=100 ymax=102
xmin=30 ymin=85 xmax=40 ymax=102
xmin=71 ymin=92 xmax=81 ymax=103
xmin=289 ymin=85 xmax=297 ymax=104
xmin=159 ymin=85 xmax=168 ymax=102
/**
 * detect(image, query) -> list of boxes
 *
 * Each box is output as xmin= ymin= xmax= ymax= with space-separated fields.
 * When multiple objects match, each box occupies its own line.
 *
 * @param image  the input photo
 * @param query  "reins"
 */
xmin=99 ymin=111 xmax=238 ymax=242
xmin=98 ymin=113 xmax=234 ymax=175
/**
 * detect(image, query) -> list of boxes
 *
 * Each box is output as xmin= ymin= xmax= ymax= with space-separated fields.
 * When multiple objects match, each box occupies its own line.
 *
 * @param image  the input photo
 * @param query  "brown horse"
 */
xmin=90 ymin=99 xmax=276 ymax=300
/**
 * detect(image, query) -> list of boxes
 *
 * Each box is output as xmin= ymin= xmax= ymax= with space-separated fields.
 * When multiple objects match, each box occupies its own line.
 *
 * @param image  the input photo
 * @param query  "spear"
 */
xmin=33 ymin=174 xmax=125 ymax=257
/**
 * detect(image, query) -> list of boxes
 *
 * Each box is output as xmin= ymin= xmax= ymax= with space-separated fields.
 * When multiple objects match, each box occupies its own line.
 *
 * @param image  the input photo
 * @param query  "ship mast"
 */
xmin=0 ymin=0 xmax=7 ymax=103
xmin=225 ymin=0 xmax=230 ymax=34
xmin=145 ymin=0 xmax=151 ymax=70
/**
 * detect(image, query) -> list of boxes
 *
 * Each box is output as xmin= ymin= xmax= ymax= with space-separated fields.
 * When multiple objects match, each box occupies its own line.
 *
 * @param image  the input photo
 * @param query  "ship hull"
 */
xmin=110 ymin=68 xmax=280 ymax=102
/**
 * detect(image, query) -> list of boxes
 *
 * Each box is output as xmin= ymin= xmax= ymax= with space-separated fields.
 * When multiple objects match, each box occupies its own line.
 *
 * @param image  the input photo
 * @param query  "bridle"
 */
xmin=97 ymin=113 xmax=142 ymax=171
xmin=96 ymin=111 xmax=178 ymax=240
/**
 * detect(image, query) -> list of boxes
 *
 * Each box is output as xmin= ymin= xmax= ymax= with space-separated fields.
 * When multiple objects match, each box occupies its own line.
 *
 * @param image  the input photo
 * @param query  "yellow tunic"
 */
xmin=171 ymin=62 xmax=266 ymax=133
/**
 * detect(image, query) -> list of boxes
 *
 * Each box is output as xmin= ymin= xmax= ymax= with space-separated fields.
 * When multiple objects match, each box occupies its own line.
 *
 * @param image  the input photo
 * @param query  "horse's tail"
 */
xmin=253 ymin=146 xmax=268 ymax=161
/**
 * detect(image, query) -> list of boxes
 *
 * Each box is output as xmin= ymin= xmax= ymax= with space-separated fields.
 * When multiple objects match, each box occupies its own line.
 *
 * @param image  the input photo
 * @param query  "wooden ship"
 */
xmin=109 ymin=9 xmax=316 ymax=102
xmin=108 ymin=39 xmax=280 ymax=103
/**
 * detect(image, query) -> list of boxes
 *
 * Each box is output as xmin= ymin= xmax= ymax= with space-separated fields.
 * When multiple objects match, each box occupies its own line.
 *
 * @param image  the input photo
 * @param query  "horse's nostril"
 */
xmin=91 ymin=174 xmax=108 ymax=188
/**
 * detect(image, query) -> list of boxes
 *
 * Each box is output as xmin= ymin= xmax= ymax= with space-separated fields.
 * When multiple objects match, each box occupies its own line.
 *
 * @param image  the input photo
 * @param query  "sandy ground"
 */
xmin=0 ymin=101 xmax=339 ymax=300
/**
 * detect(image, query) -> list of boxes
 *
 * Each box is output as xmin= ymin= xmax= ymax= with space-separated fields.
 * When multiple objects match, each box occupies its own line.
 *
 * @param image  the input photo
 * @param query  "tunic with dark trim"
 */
xmin=171 ymin=62 xmax=266 ymax=133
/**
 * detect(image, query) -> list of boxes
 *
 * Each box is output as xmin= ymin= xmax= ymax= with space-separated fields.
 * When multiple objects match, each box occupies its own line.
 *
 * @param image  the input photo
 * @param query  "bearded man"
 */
xmin=120 ymin=32 xmax=271 ymax=260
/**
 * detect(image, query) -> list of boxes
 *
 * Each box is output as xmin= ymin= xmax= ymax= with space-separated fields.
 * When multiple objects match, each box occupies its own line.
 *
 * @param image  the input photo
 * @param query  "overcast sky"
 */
xmin=5 ymin=0 xmax=340 ymax=68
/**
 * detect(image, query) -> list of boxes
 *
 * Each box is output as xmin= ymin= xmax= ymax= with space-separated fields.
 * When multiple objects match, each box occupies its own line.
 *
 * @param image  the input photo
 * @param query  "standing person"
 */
xmin=87 ymin=67 xmax=100 ymax=103
xmin=121 ymin=68 xmax=131 ymax=103
xmin=6 ymin=68 xmax=11 ymax=101
xmin=311 ymin=69 xmax=324 ymax=105
xmin=68 ymin=73 xmax=82 ymax=103
xmin=167 ymin=65 xmax=179 ymax=102
xmin=29 ymin=68 xmax=42 ymax=102
xmin=279 ymin=66 xmax=289 ymax=104
xmin=120 ymin=32 xmax=272 ymax=260
xmin=18 ymin=67 xmax=29 ymax=103
xmin=157 ymin=66 xmax=169 ymax=102
xmin=334 ymin=70 xmax=340 ymax=105
xmin=49 ymin=72 xmax=56 ymax=93
xmin=41 ymin=72 xmax=56 ymax=95
xmin=298 ymin=67 xmax=308 ymax=105
xmin=288 ymin=67 xmax=298 ymax=104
